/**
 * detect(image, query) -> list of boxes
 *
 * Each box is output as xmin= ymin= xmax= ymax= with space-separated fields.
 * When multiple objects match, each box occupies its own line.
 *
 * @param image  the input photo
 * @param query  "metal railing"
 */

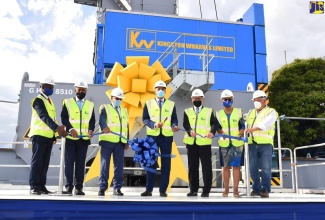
xmin=293 ymin=142 xmax=325 ymax=194
xmin=155 ymin=33 xmax=218 ymax=78
xmin=280 ymin=116 xmax=325 ymax=194
xmin=0 ymin=139 xmax=295 ymax=194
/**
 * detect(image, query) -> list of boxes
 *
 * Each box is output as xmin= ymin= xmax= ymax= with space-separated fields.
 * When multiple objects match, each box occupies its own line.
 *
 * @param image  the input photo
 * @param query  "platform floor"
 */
xmin=1 ymin=186 xmax=325 ymax=219
xmin=0 ymin=185 xmax=325 ymax=201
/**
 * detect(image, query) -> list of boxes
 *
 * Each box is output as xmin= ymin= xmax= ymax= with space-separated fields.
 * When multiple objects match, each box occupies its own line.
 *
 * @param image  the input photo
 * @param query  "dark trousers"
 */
xmin=29 ymin=136 xmax=53 ymax=190
xmin=99 ymin=141 xmax=125 ymax=191
xmin=187 ymin=144 xmax=212 ymax=193
xmin=145 ymin=135 xmax=172 ymax=192
xmin=64 ymin=138 xmax=89 ymax=190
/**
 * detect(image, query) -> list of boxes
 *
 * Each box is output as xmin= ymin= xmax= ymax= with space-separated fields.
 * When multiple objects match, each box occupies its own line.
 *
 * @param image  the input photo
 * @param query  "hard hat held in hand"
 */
xmin=252 ymin=90 xmax=267 ymax=100
xmin=191 ymin=89 xmax=204 ymax=98
xmin=154 ymin=80 xmax=167 ymax=88
xmin=111 ymin=88 xmax=125 ymax=99
xmin=40 ymin=76 xmax=55 ymax=86
xmin=74 ymin=79 xmax=88 ymax=88
xmin=220 ymin=89 xmax=234 ymax=99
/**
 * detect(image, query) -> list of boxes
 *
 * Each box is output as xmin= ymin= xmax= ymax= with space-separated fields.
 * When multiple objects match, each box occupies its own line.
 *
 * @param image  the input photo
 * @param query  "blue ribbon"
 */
xmin=213 ymin=134 xmax=248 ymax=143
xmin=110 ymin=132 xmax=175 ymax=174
xmin=179 ymin=128 xmax=247 ymax=142
xmin=178 ymin=128 xmax=205 ymax=138
xmin=68 ymin=132 xmax=104 ymax=138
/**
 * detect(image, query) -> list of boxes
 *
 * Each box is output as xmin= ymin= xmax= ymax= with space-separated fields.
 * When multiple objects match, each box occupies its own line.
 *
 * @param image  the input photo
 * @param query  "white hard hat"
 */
xmin=111 ymin=88 xmax=124 ymax=99
xmin=252 ymin=90 xmax=267 ymax=100
xmin=74 ymin=79 xmax=88 ymax=88
xmin=40 ymin=76 xmax=55 ymax=86
xmin=191 ymin=89 xmax=204 ymax=98
xmin=154 ymin=80 xmax=166 ymax=88
xmin=220 ymin=89 xmax=234 ymax=99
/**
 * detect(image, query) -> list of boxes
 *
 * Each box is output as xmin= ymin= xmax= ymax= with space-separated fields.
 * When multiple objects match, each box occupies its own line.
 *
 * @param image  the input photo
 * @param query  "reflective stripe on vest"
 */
xmin=64 ymin=98 xmax=94 ymax=140
xmin=183 ymin=107 xmax=212 ymax=146
xmin=98 ymin=104 xmax=128 ymax=143
xmin=246 ymin=107 xmax=278 ymax=145
xmin=216 ymin=108 xmax=244 ymax=147
xmin=29 ymin=94 xmax=57 ymax=138
xmin=146 ymin=99 xmax=174 ymax=137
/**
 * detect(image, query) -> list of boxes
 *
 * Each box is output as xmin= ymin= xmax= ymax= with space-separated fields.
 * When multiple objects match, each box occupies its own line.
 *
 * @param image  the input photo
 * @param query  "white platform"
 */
xmin=0 ymin=185 xmax=324 ymax=203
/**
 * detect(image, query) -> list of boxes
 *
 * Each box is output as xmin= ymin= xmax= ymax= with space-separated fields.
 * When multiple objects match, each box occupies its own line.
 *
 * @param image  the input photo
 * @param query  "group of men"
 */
xmin=29 ymin=76 xmax=277 ymax=198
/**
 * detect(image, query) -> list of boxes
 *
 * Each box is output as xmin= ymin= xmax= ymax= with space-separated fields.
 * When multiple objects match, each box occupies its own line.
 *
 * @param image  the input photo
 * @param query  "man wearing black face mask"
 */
xmin=183 ymin=89 xmax=222 ymax=197
xmin=61 ymin=79 xmax=95 ymax=195
xmin=29 ymin=76 xmax=68 ymax=195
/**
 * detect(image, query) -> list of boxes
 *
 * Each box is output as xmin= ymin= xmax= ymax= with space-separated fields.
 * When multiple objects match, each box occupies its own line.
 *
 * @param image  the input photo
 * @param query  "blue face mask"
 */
xmin=157 ymin=90 xmax=165 ymax=98
xmin=44 ymin=87 xmax=53 ymax=96
xmin=223 ymin=100 xmax=233 ymax=107
xmin=114 ymin=100 xmax=121 ymax=107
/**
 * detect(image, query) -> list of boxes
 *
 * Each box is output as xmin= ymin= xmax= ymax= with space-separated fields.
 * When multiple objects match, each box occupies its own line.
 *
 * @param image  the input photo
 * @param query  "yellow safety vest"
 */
xmin=98 ymin=104 xmax=128 ymax=143
xmin=146 ymin=99 xmax=174 ymax=137
xmin=63 ymin=98 xmax=94 ymax=140
xmin=246 ymin=107 xmax=278 ymax=145
xmin=183 ymin=107 xmax=213 ymax=146
xmin=216 ymin=108 xmax=244 ymax=147
xmin=29 ymin=94 xmax=57 ymax=138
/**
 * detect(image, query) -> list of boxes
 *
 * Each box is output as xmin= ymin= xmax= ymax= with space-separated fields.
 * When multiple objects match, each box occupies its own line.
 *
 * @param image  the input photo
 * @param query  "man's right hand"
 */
xmin=156 ymin=122 xmax=164 ymax=128
xmin=70 ymin=129 xmax=78 ymax=138
xmin=190 ymin=130 xmax=197 ymax=137
xmin=103 ymin=127 xmax=110 ymax=134
xmin=57 ymin=125 xmax=68 ymax=137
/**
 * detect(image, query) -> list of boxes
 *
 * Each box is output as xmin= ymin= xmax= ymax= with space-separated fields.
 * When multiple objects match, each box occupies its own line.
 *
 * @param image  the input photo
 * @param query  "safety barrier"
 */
xmin=293 ymin=142 xmax=325 ymax=194
xmin=0 ymin=138 xmax=295 ymax=195
xmin=279 ymin=116 xmax=325 ymax=194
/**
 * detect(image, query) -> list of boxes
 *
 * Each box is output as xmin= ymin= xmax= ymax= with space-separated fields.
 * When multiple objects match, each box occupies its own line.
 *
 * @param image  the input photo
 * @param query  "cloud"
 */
xmin=0 ymin=0 xmax=96 ymax=145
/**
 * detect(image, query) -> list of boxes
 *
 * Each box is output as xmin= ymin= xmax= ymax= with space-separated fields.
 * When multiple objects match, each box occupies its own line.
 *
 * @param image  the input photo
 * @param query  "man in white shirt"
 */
xmin=245 ymin=90 xmax=278 ymax=198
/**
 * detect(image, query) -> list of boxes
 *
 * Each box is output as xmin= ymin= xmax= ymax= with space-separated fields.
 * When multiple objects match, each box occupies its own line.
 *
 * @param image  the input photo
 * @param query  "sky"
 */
xmin=0 ymin=0 xmax=324 ymax=146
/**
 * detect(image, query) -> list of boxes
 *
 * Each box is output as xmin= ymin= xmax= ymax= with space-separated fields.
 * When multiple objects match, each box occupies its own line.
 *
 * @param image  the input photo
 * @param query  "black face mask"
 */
xmin=76 ymin=92 xmax=86 ymax=100
xmin=193 ymin=100 xmax=202 ymax=107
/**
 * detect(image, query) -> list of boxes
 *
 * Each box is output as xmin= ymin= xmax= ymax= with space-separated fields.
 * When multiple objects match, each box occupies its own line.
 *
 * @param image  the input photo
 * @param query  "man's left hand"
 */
xmin=206 ymin=132 xmax=214 ymax=139
xmin=88 ymin=130 xmax=93 ymax=138
xmin=172 ymin=126 xmax=179 ymax=132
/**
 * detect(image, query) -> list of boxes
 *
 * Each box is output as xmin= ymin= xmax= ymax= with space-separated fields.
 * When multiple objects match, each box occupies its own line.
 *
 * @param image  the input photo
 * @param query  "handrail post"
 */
xmin=289 ymin=149 xmax=295 ymax=191
xmin=58 ymin=137 xmax=66 ymax=194
xmin=276 ymin=118 xmax=284 ymax=188
xmin=294 ymin=148 xmax=298 ymax=194
xmin=50 ymin=137 xmax=71 ymax=196
xmin=244 ymin=130 xmax=251 ymax=197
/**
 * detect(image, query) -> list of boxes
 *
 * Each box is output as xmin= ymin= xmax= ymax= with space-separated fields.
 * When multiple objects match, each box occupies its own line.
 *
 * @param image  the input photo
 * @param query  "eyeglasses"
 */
xmin=223 ymin=98 xmax=232 ymax=101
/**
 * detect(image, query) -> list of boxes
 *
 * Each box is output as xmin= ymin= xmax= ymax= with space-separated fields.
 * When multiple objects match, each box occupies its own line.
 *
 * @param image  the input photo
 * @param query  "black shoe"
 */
xmin=65 ymin=187 xmax=73 ymax=193
xmin=141 ymin=191 xmax=152 ymax=196
xmin=98 ymin=190 xmax=105 ymax=196
xmin=250 ymin=190 xmax=261 ymax=196
xmin=201 ymin=192 xmax=209 ymax=197
xmin=160 ymin=192 xmax=167 ymax=197
xmin=260 ymin=189 xmax=269 ymax=198
xmin=113 ymin=189 xmax=124 ymax=196
xmin=74 ymin=189 xmax=85 ymax=195
xmin=30 ymin=189 xmax=41 ymax=195
xmin=187 ymin=192 xmax=198 ymax=197
xmin=39 ymin=187 xmax=52 ymax=194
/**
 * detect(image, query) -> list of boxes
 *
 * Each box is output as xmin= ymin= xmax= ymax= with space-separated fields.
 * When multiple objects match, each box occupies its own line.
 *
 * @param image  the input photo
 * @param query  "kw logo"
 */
xmin=310 ymin=1 xmax=324 ymax=14
xmin=128 ymin=30 xmax=156 ymax=50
